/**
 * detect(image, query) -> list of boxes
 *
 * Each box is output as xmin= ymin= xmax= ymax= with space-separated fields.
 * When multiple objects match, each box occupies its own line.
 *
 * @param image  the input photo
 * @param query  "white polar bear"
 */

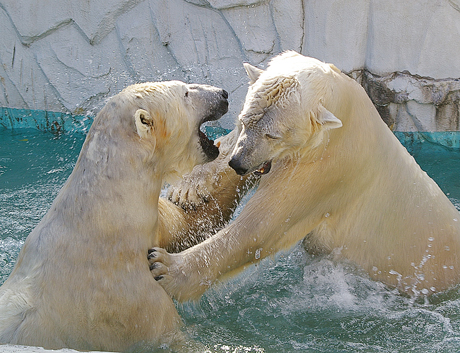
xmin=150 ymin=51 xmax=460 ymax=299
xmin=0 ymin=81 xmax=230 ymax=351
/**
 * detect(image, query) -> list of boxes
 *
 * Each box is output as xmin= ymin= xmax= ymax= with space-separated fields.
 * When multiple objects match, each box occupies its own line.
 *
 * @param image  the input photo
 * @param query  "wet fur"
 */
xmin=150 ymin=52 xmax=460 ymax=300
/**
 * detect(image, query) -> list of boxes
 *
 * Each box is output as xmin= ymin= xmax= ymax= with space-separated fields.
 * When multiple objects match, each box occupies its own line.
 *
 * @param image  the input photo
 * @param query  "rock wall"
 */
xmin=1 ymin=0 xmax=460 ymax=131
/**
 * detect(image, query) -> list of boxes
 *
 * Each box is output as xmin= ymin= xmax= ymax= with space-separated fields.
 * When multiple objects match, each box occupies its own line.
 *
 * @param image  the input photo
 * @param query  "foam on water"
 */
xmin=179 ymin=245 xmax=460 ymax=352
xmin=2 ymin=129 xmax=460 ymax=352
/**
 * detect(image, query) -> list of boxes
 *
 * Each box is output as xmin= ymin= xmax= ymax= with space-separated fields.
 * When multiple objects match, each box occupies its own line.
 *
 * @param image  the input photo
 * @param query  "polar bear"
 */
xmin=150 ymin=51 xmax=460 ymax=299
xmin=156 ymin=128 xmax=258 ymax=254
xmin=0 ymin=81 xmax=231 ymax=351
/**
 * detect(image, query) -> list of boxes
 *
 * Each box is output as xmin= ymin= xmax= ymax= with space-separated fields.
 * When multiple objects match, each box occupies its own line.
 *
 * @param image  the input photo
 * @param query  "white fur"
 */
xmin=0 ymin=80 xmax=227 ymax=351
xmin=150 ymin=52 xmax=460 ymax=300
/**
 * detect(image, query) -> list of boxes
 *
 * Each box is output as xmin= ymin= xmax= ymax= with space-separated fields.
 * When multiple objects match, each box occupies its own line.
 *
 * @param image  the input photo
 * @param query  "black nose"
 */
xmin=222 ymin=90 xmax=228 ymax=99
xmin=229 ymin=158 xmax=247 ymax=176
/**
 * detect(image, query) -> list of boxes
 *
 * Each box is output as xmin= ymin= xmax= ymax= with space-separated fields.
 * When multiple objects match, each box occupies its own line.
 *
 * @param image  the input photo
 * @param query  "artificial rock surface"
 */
xmin=1 ymin=0 xmax=460 ymax=131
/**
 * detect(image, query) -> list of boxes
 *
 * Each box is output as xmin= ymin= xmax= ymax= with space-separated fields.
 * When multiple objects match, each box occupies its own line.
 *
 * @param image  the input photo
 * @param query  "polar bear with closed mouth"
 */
xmin=150 ymin=51 xmax=460 ymax=299
xmin=0 ymin=81 xmax=228 ymax=351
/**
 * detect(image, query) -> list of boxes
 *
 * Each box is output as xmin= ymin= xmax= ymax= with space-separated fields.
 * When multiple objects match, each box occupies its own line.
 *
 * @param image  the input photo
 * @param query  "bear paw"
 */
xmin=167 ymin=164 xmax=222 ymax=209
xmin=148 ymin=247 xmax=211 ymax=302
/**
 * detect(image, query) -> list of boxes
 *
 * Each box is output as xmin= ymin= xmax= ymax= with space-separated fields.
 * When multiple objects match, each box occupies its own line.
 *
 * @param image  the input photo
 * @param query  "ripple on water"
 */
xmin=177 ymin=245 xmax=460 ymax=352
xmin=2 ymin=130 xmax=460 ymax=352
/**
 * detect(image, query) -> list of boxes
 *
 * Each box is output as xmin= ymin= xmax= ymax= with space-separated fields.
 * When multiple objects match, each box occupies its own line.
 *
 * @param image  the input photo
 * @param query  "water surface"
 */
xmin=1 ymin=129 xmax=460 ymax=352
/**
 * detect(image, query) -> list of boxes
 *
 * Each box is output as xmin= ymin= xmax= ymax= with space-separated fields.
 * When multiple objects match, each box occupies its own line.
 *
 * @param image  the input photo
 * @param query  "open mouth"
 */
xmin=254 ymin=160 xmax=272 ymax=175
xmin=199 ymin=129 xmax=219 ymax=160
xmin=199 ymin=96 xmax=228 ymax=161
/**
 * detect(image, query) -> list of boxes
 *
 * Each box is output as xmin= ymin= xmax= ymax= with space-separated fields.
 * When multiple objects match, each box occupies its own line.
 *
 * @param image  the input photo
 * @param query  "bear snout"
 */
xmin=201 ymin=90 xmax=228 ymax=124
xmin=229 ymin=157 xmax=248 ymax=176
xmin=218 ymin=90 xmax=229 ymax=114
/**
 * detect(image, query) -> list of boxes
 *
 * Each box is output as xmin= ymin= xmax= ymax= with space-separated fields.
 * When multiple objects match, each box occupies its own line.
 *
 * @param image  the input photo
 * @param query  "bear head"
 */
xmin=229 ymin=52 xmax=342 ymax=176
xmin=90 ymin=81 xmax=228 ymax=181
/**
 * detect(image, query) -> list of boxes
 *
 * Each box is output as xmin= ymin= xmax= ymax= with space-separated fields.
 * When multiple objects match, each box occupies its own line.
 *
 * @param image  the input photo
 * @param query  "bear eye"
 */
xmin=185 ymin=91 xmax=189 ymax=98
xmin=265 ymin=133 xmax=280 ymax=140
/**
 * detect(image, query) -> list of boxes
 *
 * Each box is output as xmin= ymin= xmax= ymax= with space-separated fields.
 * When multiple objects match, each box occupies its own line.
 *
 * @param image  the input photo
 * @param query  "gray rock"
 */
xmin=1 ymin=0 xmax=460 ymax=131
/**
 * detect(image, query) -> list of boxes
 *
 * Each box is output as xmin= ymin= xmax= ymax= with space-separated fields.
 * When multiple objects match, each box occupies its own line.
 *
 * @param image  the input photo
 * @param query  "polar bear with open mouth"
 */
xmin=0 ymin=81 xmax=229 ymax=351
xmin=150 ymin=51 xmax=460 ymax=299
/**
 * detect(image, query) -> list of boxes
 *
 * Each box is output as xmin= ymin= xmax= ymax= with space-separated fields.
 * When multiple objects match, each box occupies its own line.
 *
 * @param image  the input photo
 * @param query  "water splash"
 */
xmin=3 ymin=129 xmax=460 ymax=352
xmin=178 ymin=245 xmax=460 ymax=352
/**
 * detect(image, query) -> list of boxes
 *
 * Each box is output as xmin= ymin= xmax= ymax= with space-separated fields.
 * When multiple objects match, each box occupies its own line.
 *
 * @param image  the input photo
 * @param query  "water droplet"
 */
xmin=428 ymin=237 xmax=434 ymax=242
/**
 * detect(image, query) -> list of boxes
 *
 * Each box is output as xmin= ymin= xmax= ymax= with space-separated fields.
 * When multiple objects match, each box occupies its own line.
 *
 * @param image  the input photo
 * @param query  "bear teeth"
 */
xmin=254 ymin=160 xmax=272 ymax=175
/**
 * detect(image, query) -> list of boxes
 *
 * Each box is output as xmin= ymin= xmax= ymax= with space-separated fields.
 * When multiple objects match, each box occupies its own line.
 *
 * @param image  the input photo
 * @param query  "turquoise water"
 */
xmin=1 ymin=129 xmax=460 ymax=352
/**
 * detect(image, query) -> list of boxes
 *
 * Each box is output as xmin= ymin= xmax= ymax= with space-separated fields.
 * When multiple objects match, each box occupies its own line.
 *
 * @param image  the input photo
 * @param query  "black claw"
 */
xmin=147 ymin=252 xmax=156 ymax=259
xmin=154 ymin=275 xmax=163 ymax=281
xmin=149 ymin=263 xmax=158 ymax=271
xmin=148 ymin=248 xmax=156 ymax=254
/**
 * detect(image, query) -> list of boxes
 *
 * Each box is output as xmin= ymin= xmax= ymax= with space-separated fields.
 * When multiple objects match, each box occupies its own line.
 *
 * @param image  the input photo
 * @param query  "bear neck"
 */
xmin=49 ymin=132 xmax=163 ymax=249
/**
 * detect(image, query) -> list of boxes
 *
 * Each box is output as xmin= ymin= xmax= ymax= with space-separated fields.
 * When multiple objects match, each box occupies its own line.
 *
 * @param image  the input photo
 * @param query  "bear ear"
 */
xmin=318 ymin=104 xmax=342 ymax=130
xmin=135 ymin=109 xmax=155 ymax=139
xmin=243 ymin=63 xmax=264 ymax=84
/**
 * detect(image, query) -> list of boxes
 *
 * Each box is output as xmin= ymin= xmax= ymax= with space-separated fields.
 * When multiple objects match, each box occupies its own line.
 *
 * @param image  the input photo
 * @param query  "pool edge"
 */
xmin=2 ymin=107 xmax=460 ymax=149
